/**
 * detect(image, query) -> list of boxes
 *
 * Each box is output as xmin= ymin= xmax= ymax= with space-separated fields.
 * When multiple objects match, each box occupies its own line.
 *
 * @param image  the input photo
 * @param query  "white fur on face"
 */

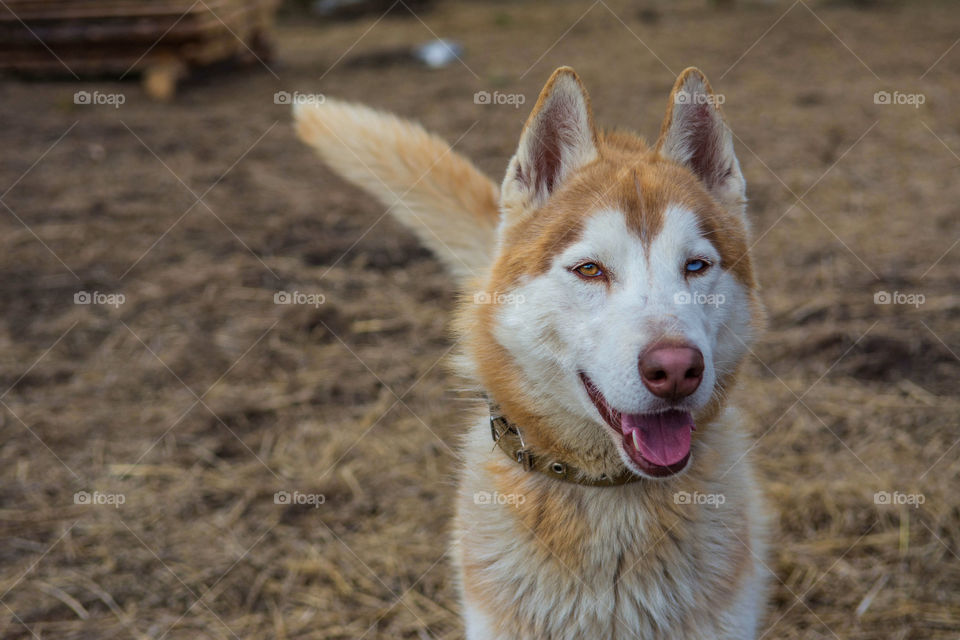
xmin=494 ymin=207 xmax=754 ymax=425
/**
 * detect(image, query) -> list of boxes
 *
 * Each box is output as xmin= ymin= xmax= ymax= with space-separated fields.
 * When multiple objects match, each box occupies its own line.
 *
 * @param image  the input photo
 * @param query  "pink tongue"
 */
xmin=621 ymin=410 xmax=694 ymax=467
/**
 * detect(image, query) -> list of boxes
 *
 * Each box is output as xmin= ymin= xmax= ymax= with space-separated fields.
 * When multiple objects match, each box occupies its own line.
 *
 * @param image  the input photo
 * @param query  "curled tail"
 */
xmin=294 ymin=99 xmax=500 ymax=282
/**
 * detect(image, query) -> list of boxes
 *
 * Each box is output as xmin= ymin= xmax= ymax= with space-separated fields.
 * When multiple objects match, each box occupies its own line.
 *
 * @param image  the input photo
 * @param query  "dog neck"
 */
xmin=488 ymin=400 xmax=644 ymax=487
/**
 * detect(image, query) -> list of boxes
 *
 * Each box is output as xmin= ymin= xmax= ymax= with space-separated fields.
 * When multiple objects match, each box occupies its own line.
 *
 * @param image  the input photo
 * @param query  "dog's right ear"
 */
xmin=656 ymin=68 xmax=746 ymax=218
xmin=501 ymin=67 xmax=599 ymax=218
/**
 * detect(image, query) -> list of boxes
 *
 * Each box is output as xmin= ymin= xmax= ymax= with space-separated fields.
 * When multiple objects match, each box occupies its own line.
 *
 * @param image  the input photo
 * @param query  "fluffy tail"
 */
xmin=293 ymin=99 xmax=500 ymax=282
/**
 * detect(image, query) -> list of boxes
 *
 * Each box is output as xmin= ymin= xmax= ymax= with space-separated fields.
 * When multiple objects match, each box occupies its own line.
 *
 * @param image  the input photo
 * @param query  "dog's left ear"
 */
xmin=656 ymin=68 xmax=745 ymax=217
xmin=501 ymin=67 xmax=599 ymax=218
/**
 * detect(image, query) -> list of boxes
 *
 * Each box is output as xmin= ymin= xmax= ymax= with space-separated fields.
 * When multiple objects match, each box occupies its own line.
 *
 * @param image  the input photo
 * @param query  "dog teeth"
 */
xmin=631 ymin=430 xmax=641 ymax=451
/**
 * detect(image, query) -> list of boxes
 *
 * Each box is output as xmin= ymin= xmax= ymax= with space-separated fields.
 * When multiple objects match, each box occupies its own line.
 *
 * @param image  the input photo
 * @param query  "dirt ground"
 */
xmin=1 ymin=0 xmax=958 ymax=638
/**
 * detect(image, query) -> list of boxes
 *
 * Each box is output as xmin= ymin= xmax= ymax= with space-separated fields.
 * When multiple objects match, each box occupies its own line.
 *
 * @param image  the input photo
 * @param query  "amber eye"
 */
xmin=574 ymin=262 xmax=603 ymax=278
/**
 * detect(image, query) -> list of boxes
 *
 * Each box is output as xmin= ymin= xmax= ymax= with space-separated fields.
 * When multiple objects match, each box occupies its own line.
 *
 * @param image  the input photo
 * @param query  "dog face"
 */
xmin=467 ymin=68 xmax=761 ymax=480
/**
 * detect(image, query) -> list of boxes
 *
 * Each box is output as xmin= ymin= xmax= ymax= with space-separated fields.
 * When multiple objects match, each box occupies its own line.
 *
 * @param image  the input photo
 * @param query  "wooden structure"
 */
xmin=0 ymin=0 xmax=281 ymax=99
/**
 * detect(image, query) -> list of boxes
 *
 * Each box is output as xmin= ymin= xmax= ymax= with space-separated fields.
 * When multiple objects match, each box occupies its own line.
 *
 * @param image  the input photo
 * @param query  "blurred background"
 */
xmin=1 ymin=0 xmax=958 ymax=638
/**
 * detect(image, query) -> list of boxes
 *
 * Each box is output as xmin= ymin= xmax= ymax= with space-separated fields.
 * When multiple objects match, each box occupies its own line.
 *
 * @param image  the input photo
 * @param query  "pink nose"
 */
xmin=639 ymin=344 xmax=704 ymax=401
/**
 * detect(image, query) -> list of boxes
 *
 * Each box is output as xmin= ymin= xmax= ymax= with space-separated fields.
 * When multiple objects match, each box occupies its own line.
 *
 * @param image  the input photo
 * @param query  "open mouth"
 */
xmin=580 ymin=373 xmax=694 ymax=478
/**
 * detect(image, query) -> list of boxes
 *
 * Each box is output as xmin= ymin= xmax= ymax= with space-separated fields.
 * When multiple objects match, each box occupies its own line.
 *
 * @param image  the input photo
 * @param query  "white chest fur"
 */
xmin=451 ymin=410 xmax=769 ymax=640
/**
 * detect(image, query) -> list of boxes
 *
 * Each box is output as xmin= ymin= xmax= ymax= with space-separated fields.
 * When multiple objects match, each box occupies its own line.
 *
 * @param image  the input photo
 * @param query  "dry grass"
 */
xmin=1 ymin=1 xmax=959 ymax=638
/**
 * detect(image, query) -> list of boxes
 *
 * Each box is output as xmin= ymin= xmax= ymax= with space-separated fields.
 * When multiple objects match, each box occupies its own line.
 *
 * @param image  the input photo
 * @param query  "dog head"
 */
xmin=461 ymin=67 xmax=762 ymax=480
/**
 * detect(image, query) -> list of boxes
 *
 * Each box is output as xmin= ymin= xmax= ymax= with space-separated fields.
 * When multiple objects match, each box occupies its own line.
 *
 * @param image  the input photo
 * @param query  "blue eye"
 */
xmin=685 ymin=259 xmax=709 ymax=274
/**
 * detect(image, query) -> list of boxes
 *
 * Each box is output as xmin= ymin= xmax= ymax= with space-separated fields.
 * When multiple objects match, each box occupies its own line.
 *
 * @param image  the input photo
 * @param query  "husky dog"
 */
xmin=295 ymin=66 xmax=768 ymax=639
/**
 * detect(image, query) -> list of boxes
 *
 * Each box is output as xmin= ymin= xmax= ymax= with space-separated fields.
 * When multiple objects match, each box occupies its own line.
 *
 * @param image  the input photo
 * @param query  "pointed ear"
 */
xmin=501 ymin=67 xmax=599 ymax=216
xmin=656 ymin=67 xmax=746 ymax=216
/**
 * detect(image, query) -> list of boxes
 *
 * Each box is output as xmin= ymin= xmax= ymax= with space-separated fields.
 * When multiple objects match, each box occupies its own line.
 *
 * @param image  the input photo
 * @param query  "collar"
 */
xmin=488 ymin=401 xmax=642 ymax=487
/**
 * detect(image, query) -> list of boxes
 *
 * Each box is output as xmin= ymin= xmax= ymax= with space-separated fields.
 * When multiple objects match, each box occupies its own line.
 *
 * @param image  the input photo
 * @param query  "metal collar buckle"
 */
xmin=490 ymin=411 xmax=533 ymax=471
xmin=486 ymin=398 xmax=643 ymax=487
